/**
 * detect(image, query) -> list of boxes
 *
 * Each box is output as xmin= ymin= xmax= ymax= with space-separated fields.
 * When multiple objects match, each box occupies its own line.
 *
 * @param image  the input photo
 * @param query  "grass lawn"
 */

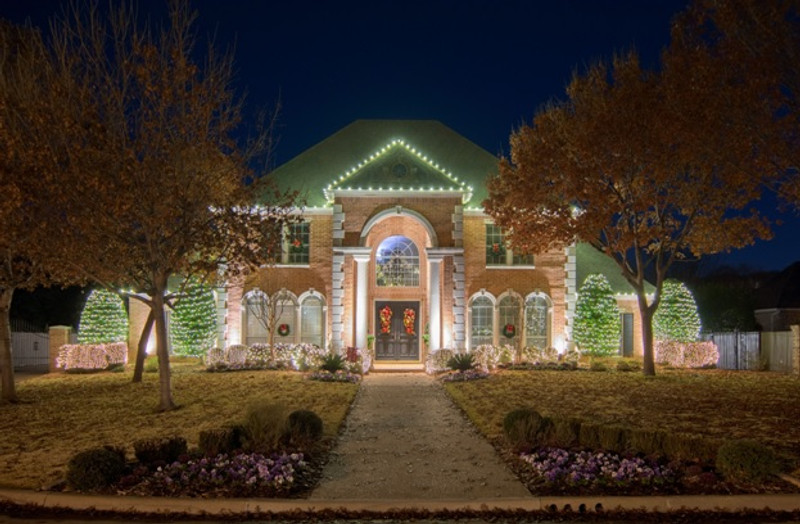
xmin=0 ymin=363 xmax=358 ymax=489
xmin=444 ymin=368 xmax=800 ymax=469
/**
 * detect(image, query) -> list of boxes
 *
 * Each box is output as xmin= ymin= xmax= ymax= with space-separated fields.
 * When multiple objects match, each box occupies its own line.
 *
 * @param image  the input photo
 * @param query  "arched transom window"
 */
xmin=376 ymin=235 xmax=419 ymax=287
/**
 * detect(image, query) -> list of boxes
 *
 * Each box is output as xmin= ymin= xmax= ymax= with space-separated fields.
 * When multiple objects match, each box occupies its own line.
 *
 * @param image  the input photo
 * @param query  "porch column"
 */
xmin=352 ymin=250 xmax=372 ymax=351
xmin=427 ymin=254 xmax=443 ymax=351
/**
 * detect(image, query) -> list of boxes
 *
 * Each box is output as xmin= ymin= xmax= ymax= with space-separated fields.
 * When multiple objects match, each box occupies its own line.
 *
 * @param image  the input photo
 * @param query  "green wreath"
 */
xmin=503 ymin=323 xmax=516 ymax=338
xmin=277 ymin=323 xmax=291 ymax=337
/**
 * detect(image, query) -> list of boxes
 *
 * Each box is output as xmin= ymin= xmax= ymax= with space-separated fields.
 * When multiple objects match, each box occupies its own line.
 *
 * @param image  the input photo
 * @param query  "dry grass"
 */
xmin=444 ymin=369 xmax=800 ymax=467
xmin=0 ymin=364 xmax=358 ymax=489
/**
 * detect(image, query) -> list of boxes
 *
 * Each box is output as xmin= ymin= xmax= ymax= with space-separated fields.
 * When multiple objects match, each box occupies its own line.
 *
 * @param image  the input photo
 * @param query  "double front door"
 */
xmin=375 ymin=301 xmax=419 ymax=360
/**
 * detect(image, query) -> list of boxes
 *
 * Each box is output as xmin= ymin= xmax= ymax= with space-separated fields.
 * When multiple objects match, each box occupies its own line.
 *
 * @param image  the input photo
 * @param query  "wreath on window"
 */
xmin=403 ymin=308 xmax=416 ymax=335
xmin=277 ymin=323 xmax=291 ymax=337
xmin=379 ymin=305 xmax=392 ymax=334
xmin=290 ymin=238 xmax=305 ymax=253
xmin=487 ymin=242 xmax=506 ymax=258
xmin=503 ymin=323 xmax=516 ymax=338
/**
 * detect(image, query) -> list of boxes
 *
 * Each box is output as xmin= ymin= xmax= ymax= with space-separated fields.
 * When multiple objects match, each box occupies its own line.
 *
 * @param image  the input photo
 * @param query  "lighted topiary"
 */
xmin=654 ymin=279 xmax=701 ymax=342
xmin=170 ymin=279 xmax=218 ymax=356
xmin=78 ymin=289 xmax=128 ymax=344
xmin=573 ymin=274 xmax=621 ymax=356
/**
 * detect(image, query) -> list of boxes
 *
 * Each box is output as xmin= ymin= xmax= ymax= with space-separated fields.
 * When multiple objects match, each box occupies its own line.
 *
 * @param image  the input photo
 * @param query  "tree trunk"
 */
xmin=0 ymin=288 xmax=18 ymax=403
xmin=132 ymin=309 xmax=154 ymax=383
xmin=638 ymin=299 xmax=657 ymax=376
xmin=151 ymin=286 xmax=175 ymax=411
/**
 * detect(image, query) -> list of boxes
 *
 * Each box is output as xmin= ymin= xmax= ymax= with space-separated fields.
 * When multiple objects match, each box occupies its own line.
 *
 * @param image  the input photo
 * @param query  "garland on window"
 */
xmin=380 ymin=305 xmax=392 ymax=334
xmin=277 ymin=323 xmax=291 ymax=337
xmin=503 ymin=323 xmax=516 ymax=338
xmin=403 ymin=308 xmax=416 ymax=335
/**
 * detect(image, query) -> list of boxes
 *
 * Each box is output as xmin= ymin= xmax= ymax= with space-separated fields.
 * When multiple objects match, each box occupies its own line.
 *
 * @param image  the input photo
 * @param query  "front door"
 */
xmin=375 ymin=301 xmax=419 ymax=360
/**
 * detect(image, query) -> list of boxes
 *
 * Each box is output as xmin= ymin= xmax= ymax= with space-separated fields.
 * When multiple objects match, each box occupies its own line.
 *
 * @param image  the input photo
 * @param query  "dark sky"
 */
xmin=3 ymin=0 xmax=799 ymax=273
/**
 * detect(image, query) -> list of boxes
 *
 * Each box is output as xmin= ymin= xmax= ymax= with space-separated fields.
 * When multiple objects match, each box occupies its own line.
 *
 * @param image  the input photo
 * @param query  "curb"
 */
xmin=2 ymin=489 xmax=800 ymax=517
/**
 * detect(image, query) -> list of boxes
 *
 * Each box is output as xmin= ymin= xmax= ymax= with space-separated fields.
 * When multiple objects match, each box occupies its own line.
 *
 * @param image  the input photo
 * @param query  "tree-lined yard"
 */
xmin=0 ymin=366 xmax=357 ymax=489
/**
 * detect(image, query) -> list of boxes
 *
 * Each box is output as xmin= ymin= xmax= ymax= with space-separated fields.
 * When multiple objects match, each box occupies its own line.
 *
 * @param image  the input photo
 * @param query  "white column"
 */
xmin=428 ymin=256 xmax=443 ymax=351
xmin=354 ymin=252 xmax=370 ymax=351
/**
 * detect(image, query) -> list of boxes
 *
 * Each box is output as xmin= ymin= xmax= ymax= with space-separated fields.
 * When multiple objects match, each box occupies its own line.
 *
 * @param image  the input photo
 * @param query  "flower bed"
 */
xmin=441 ymin=369 xmax=489 ymax=382
xmin=118 ymin=452 xmax=306 ymax=497
xmin=308 ymin=370 xmax=361 ymax=383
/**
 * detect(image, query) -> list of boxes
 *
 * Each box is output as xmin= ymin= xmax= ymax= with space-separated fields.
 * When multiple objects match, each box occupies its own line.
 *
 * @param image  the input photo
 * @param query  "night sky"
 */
xmin=3 ymin=0 xmax=799 ymax=272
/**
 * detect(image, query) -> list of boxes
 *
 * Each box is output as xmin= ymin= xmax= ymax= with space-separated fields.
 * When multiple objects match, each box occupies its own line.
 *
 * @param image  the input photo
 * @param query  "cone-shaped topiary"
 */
xmin=654 ymin=279 xmax=701 ymax=342
xmin=573 ymin=274 xmax=621 ymax=356
xmin=78 ymin=289 xmax=128 ymax=344
xmin=170 ymin=279 xmax=218 ymax=356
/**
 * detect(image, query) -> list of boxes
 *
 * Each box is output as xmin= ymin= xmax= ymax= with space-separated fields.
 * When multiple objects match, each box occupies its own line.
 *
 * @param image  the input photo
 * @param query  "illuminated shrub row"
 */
xmin=206 ymin=343 xmax=327 ymax=372
xmin=56 ymin=342 xmax=128 ymax=371
xmin=655 ymin=340 xmax=719 ymax=368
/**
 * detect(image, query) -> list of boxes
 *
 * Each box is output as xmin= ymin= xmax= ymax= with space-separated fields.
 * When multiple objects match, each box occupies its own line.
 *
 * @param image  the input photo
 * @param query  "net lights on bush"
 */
xmin=78 ymin=288 xmax=129 ymax=344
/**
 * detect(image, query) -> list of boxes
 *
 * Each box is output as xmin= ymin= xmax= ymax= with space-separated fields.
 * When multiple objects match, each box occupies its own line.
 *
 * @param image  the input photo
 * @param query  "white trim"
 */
xmin=467 ymin=290 xmax=497 ymax=351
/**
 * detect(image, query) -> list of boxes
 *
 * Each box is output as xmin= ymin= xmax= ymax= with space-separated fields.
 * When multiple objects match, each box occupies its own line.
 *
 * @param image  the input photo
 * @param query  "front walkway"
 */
xmin=310 ymin=373 xmax=532 ymax=500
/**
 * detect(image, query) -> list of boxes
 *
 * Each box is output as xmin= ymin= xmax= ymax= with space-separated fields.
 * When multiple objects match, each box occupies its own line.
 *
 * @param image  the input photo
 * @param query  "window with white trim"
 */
xmin=376 ymin=235 xmax=420 ymax=287
xmin=525 ymin=294 xmax=550 ymax=349
xmin=469 ymin=295 xmax=494 ymax=348
xmin=300 ymin=295 xmax=325 ymax=347
xmin=498 ymin=294 xmax=522 ymax=344
xmin=485 ymin=224 xmax=534 ymax=266
xmin=283 ymin=222 xmax=310 ymax=265
xmin=243 ymin=291 xmax=268 ymax=345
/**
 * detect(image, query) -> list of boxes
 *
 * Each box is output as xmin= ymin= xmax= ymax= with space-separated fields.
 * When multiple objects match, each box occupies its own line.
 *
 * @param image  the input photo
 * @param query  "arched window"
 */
xmin=243 ymin=290 xmax=268 ymax=345
xmin=376 ymin=235 xmax=419 ymax=287
xmin=525 ymin=294 xmax=551 ymax=349
xmin=498 ymin=293 xmax=522 ymax=345
xmin=469 ymin=294 xmax=494 ymax=348
xmin=272 ymin=291 xmax=298 ymax=344
xmin=300 ymin=294 xmax=325 ymax=347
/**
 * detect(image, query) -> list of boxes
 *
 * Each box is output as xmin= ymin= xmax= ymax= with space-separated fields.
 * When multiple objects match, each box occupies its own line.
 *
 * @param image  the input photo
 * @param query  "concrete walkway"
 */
xmin=310 ymin=372 xmax=532 ymax=500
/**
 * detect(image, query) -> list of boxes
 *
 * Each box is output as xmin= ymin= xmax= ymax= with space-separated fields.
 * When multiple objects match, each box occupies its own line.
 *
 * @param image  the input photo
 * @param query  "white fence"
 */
xmin=11 ymin=332 xmax=50 ymax=372
xmin=704 ymin=330 xmax=794 ymax=372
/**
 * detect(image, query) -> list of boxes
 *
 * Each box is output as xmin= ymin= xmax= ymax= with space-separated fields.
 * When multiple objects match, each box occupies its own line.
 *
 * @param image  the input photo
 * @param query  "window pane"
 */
xmin=301 ymin=296 xmax=324 ymax=347
xmin=512 ymin=252 xmax=534 ymax=266
xmin=376 ymin=235 xmax=419 ymax=287
xmin=499 ymin=296 xmax=520 ymax=344
xmin=485 ymin=224 xmax=505 ymax=265
xmin=287 ymin=222 xmax=310 ymax=265
xmin=470 ymin=296 xmax=494 ymax=347
xmin=244 ymin=294 xmax=268 ymax=345
xmin=526 ymin=296 xmax=548 ymax=349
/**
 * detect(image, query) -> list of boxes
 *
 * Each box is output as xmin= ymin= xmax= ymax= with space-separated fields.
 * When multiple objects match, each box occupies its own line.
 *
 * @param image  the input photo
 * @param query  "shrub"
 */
xmin=77 ymin=289 xmax=129 ymax=344
xmin=573 ymin=274 xmax=621 ymax=356
xmin=66 ymin=446 xmax=126 ymax=491
xmin=578 ymin=423 xmax=603 ymax=450
xmin=169 ymin=279 xmax=218 ymax=357
xmin=144 ymin=355 xmax=159 ymax=373
xmin=616 ymin=359 xmax=641 ymax=372
xmin=472 ymin=344 xmax=514 ymax=371
xmin=425 ymin=349 xmax=455 ymax=374
xmin=503 ymin=408 xmax=552 ymax=449
xmin=549 ymin=417 xmax=581 ymax=448
xmin=308 ymin=369 xmax=361 ymax=383
xmin=319 ymin=353 xmax=347 ymax=373
xmin=56 ymin=342 xmax=128 ymax=371
xmin=589 ymin=361 xmax=608 ymax=372
xmin=715 ymin=439 xmax=780 ymax=483
xmin=654 ymin=279 xmax=701 ymax=343
xmin=447 ymin=352 xmax=476 ymax=372
xmin=655 ymin=340 xmax=719 ymax=368
xmin=628 ymin=428 xmax=667 ymax=456
xmin=286 ymin=410 xmax=324 ymax=447
xmin=133 ymin=436 xmax=187 ymax=467
xmin=226 ymin=344 xmax=249 ymax=367
xmin=241 ymin=401 xmax=287 ymax=453
xmin=198 ymin=426 xmax=242 ymax=457
xmin=661 ymin=432 xmax=719 ymax=463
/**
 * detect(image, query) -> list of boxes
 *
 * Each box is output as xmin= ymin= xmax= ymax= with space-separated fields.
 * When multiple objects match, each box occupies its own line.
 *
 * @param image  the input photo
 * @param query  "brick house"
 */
xmin=128 ymin=120 xmax=644 ymax=366
xmin=211 ymin=119 xmax=645 ymax=368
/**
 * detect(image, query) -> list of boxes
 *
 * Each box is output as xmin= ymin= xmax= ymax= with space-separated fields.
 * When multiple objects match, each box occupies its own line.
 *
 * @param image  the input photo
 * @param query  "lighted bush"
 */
xmin=206 ymin=343 xmax=327 ymax=372
xmin=654 ymin=279 xmax=701 ymax=342
xmin=655 ymin=340 xmax=719 ymax=368
xmin=573 ymin=274 xmax=621 ymax=356
xmin=472 ymin=344 xmax=514 ymax=371
xmin=56 ymin=342 xmax=128 ymax=371
xmin=425 ymin=349 xmax=455 ymax=374
xmin=715 ymin=439 xmax=780 ymax=483
xmin=66 ymin=447 xmax=126 ymax=491
xmin=77 ymin=289 xmax=129 ymax=344
xmin=169 ymin=279 xmax=218 ymax=357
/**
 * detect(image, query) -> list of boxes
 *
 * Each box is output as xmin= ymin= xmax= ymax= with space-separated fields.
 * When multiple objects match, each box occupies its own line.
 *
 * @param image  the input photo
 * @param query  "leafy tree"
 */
xmin=654 ymin=280 xmax=701 ymax=343
xmin=573 ymin=274 xmax=621 ymax=356
xmin=170 ymin=280 xmax=217 ymax=357
xmin=78 ymin=289 xmax=128 ymax=344
xmin=33 ymin=2 xmax=296 ymax=410
xmin=486 ymin=22 xmax=773 ymax=375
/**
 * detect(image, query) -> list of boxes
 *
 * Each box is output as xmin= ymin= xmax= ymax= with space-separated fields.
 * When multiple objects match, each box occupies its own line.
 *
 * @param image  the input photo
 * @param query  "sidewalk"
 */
xmin=310 ymin=372 xmax=532 ymax=500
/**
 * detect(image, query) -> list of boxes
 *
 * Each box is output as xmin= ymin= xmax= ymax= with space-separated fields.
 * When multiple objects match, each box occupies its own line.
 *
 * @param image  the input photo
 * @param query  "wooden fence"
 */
xmin=11 ymin=332 xmax=50 ymax=372
xmin=704 ymin=330 xmax=794 ymax=372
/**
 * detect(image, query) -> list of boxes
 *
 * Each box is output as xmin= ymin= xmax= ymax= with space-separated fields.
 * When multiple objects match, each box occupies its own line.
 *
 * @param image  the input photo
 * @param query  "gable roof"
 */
xmin=266 ymin=120 xmax=499 ymax=208
xmin=576 ymin=243 xmax=653 ymax=295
